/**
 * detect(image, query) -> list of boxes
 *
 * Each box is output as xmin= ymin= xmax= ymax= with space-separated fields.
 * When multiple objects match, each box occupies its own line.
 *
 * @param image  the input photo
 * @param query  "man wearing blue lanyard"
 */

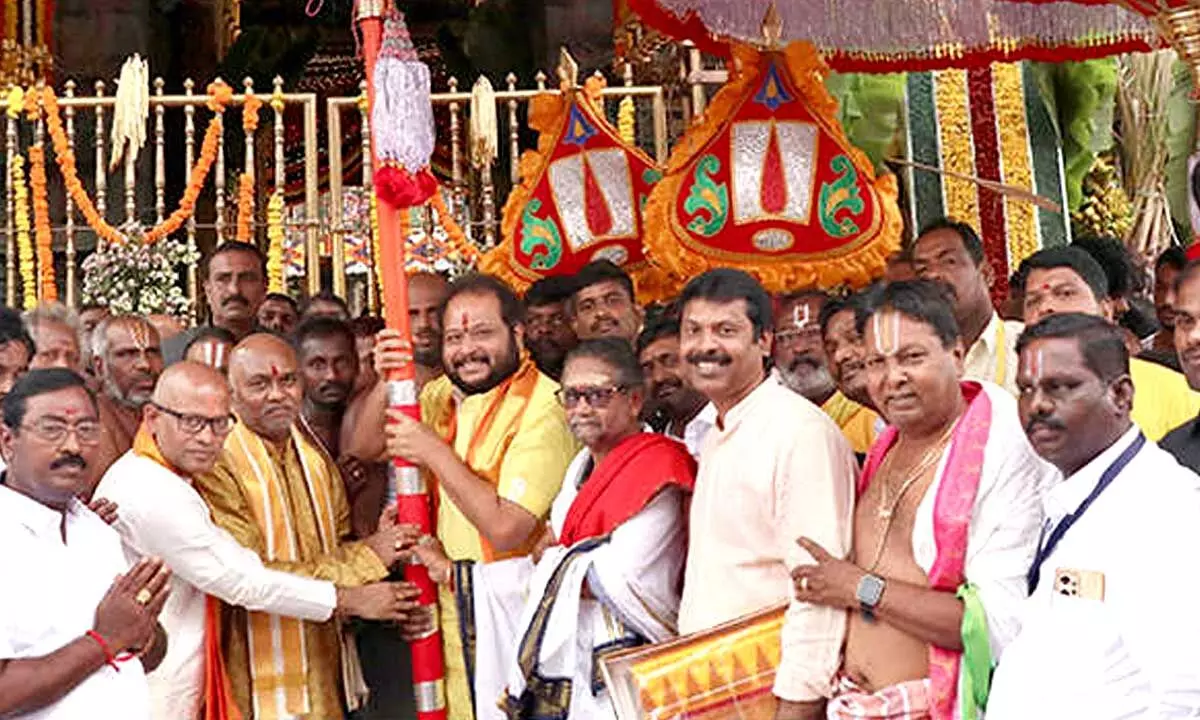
xmin=989 ymin=312 xmax=1200 ymax=719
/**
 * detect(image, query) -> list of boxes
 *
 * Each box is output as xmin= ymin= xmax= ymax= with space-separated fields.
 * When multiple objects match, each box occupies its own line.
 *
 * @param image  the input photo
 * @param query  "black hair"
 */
xmin=203 ymin=240 xmax=267 ymax=279
xmin=678 ymin=268 xmax=774 ymax=338
xmin=1016 ymin=312 xmax=1130 ymax=383
xmin=262 ymin=292 xmax=299 ymax=312
xmin=1157 ymin=245 xmax=1189 ymax=273
xmin=916 ymin=218 xmax=986 ymax=265
xmin=1073 ymin=236 xmax=1141 ymax=298
xmin=349 ymin=315 xmax=386 ymax=338
xmin=1119 ymin=296 xmax=1160 ymax=341
xmin=3 ymin=368 xmax=95 ymax=430
xmin=439 ymin=273 xmax=525 ymax=329
xmin=302 ymin=290 xmax=349 ymax=316
xmin=854 ymin=279 xmax=960 ymax=348
xmin=564 ymin=337 xmax=644 ymax=389
xmin=292 ymin=316 xmax=356 ymax=353
xmin=635 ymin=317 xmax=681 ymax=357
xmin=571 ymin=260 xmax=635 ymax=304
xmin=0 ymin=306 xmax=35 ymax=360
xmin=1017 ymin=246 xmax=1110 ymax=302
xmin=524 ymin=275 xmax=578 ymax=308
xmin=183 ymin=326 xmax=237 ymax=356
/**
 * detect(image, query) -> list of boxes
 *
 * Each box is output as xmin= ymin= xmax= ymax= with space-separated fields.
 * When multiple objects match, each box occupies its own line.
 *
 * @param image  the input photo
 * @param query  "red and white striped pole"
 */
xmin=356 ymin=2 xmax=447 ymax=718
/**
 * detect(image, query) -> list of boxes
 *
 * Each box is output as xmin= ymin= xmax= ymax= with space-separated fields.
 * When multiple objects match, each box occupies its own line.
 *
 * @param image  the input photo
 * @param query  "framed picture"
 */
xmin=599 ymin=602 xmax=787 ymax=720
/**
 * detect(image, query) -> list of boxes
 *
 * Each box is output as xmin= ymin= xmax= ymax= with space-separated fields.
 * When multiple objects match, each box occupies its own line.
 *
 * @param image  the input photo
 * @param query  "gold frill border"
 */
xmin=640 ymin=41 xmax=902 ymax=296
xmin=479 ymin=77 xmax=672 ymax=303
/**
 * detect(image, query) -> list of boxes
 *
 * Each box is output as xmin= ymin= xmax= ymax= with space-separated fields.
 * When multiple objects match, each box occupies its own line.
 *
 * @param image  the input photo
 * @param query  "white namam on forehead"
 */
xmin=870 ymin=310 xmax=903 ymax=356
xmin=1022 ymin=346 xmax=1046 ymax=383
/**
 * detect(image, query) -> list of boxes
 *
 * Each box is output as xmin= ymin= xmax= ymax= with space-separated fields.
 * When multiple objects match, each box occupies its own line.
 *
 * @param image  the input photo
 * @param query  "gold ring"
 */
xmin=800 ymin=577 xmax=809 ymax=593
xmin=135 ymin=588 xmax=152 ymax=605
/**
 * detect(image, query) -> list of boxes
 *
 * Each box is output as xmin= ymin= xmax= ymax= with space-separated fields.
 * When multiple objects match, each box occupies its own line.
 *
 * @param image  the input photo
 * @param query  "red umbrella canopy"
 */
xmin=624 ymin=0 xmax=1161 ymax=71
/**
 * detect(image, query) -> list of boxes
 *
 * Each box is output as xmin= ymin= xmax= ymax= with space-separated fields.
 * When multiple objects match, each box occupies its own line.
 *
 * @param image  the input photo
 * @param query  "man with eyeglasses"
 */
xmin=189 ymin=334 xmax=422 ymax=719
xmin=90 ymin=315 xmax=165 ymax=484
xmin=94 ymin=361 xmax=421 ymax=720
xmin=569 ymin=260 xmax=644 ymax=345
xmin=0 ymin=369 xmax=168 ymax=719
xmin=410 ymin=338 xmax=695 ymax=719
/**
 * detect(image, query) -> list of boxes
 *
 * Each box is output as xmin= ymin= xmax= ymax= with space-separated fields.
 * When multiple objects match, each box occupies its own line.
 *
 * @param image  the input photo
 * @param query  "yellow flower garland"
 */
xmin=266 ymin=190 xmax=285 ymax=293
xmin=618 ymin=95 xmax=636 ymax=147
xmin=11 ymin=155 xmax=34 ymax=309
xmin=28 ymin=145 xmax=56 ymax=302
xmin=235 ymin=172 xmax=254 ymax=242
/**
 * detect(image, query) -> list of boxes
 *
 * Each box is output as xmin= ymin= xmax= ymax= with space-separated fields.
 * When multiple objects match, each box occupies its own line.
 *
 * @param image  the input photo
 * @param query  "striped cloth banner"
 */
xmin=905 ymin=61 xmax=1069 ymax=305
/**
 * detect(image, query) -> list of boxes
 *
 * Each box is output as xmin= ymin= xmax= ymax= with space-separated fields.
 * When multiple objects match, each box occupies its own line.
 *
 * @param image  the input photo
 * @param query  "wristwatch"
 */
xmin=856 ymin=573 xmax=886 ymax=622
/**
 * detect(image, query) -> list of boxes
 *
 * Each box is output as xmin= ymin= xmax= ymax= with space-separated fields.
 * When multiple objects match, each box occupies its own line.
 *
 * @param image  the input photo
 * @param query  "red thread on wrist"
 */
xmin=85 ymin=631 xmax=120 ymax=672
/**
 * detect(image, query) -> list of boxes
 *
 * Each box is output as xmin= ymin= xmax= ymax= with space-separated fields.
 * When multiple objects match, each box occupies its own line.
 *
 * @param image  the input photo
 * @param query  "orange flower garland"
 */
xmin=27 ymin=145 xmax=56 ymax=302
xmin=235 ymin=172 xmax=254 ymax=242
xmin=430 ymin=187 xmax=479 ymax=264
xmin=41 ymin=80 xmax=232 ymax=245
xmin=243 ymin=90 xmax=262 ymax=133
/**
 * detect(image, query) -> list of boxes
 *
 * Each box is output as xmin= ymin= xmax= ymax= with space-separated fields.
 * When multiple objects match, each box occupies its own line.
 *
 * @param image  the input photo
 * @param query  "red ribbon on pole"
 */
xmin=357 ymin=2 xmax=448 ymax=718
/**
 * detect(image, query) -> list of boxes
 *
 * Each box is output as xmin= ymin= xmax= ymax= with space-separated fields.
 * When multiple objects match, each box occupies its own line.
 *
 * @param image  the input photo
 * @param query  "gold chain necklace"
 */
xmin=864 ymin=422 xmax=957 ymax=572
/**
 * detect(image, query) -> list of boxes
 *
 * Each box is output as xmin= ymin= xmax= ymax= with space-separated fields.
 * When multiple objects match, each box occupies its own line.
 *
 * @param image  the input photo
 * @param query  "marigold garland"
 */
xmin=27 ymin=145 xmax=56 ymax=302
xmin=266 ymin=190 xmax=285 ymax=293
xmin=41 ymin=81 xmax=231 ymax=246
xmin=11 ymin=155 xmax=35 ymax=309
xmin=430 ymin=187 xmax=479 ymax=264
xmin=618 ymin=95 xmax=636 ymax=146
xmin=242 ymin=90 xmax=262 ymax=133
xmin=235 ymin=172 xmax=254 ymax=242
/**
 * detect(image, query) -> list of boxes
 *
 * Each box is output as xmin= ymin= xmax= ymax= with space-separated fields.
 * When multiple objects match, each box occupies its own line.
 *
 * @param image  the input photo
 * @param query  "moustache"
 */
xmin=50 ymin=453 xmax=87 ymax=471
xmin=787 ymin=355 xmax=823 ymax=373
xmin=317 ymin=381 xmax=350 ymax=396
xmin=685 ymin=351 xmax=733 ymax=366
xmin=223 ymin=295 xmax=249 ymax=308
xmin=452 ymin=352 xmax=491 ymax=370
xmin=1025 ymin=416 xmax=1066 ymax=434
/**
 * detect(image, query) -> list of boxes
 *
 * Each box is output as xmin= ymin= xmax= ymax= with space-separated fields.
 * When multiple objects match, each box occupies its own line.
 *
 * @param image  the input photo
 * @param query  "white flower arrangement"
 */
xmin=81 ymin=227 xmax=198 ymax=317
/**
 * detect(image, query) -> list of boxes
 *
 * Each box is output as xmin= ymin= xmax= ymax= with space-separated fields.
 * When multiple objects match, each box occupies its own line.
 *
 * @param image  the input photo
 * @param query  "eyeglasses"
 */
xmin=152 ymin=403 xmax=236 ymax=436
xmin=555 ymin=384 xmax=628 ymax=409
xmin=20 ymin=418 xmax=102 ymax=445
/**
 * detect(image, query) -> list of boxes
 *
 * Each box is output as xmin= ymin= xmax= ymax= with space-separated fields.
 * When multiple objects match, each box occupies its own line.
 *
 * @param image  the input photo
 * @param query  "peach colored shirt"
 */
xmin=678 ymin=379 xmax=857 ymax=702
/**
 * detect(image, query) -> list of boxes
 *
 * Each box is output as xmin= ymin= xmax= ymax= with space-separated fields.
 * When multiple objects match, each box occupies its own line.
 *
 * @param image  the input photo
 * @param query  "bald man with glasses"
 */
xmin=93 ymin=362 xmax=423 ymax=720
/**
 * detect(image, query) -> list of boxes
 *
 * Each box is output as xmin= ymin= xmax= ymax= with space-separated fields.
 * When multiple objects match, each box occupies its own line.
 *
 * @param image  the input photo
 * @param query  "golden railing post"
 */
xmin=358 ymin=81 xmax=377 ymax=314
xmin=154 ymin=77 xmax=165 ymax=224
xmin=303 ymin=93 xmax=319 ymax=296
xmin=448 ymin=76 xmax=462 ymax=216
xmin=214 ymin=77 xmax=227 ymax=243
xmin=94 ymin=80 xmax=107 ymax=245
xmin=652 ymin=87 xmax=668 ymax=164
xmin=326 ymin=96 xmax=346 ymax=299
xmin=506 ymin=72 xmax=519 ymax=187
xmin=242 ymin=77 xmax=255 ymax=183
xmin=184 ymin=78 xmax=198 ymax=320
xmin=687 ymin=42 xmax=706 ymax=116
xmin=5 ymin=95 xmax=15 ymax=307
xmin=64 ymin=80 xmax=77 ymax=306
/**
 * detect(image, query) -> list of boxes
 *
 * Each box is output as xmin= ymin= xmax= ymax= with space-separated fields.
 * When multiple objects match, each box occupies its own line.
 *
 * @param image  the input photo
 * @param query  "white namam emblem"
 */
xmin=548 ymin=148 xmax=637 ymax=252
xmin=732 ymin=120 xmax=818 ymax=224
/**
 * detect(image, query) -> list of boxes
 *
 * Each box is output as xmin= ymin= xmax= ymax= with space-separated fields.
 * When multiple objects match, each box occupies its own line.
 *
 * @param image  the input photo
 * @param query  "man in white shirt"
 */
xmin=911 ymin=219 xmax=1021 ymax=393
xmin=0 ymin=368 xmax=168 ymax=719
xmin=94 ymin=361 xmax=424 ymax=719
xmin=989 ymin=312 xmax=1200 ymax=718
xmin=792 ymin=281 xmax=1052 ymax=719
xmin=676 ymin=269 xmax=858 ymax=720
xmin=635 ymin=317 xmax=714 ymax=459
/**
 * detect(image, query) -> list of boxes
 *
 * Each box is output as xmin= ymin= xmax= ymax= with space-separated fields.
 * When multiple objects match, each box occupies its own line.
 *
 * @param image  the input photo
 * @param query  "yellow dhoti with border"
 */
xmin=420 ymin=360 xmax=579 ymax=720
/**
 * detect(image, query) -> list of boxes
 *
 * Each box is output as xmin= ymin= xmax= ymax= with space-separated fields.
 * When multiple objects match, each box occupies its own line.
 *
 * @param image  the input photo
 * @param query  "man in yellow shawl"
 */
xmin=193 ymin=334 xmax=414 ymax=719
xmin=348 ymin=274 xmax=578 ymax=720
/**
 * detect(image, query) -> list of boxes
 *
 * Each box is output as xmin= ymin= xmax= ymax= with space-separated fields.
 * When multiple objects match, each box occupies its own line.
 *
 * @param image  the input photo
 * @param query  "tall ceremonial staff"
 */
xmin=356 ymin=2 xmax=446 ymax=718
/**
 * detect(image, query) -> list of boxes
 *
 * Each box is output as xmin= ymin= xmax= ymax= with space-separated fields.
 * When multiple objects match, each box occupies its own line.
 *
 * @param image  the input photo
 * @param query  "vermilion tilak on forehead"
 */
xmin=459 ymin=311 xmax=469 ymax=331
xmin=269 ymin=364 xmax=280 ymax=379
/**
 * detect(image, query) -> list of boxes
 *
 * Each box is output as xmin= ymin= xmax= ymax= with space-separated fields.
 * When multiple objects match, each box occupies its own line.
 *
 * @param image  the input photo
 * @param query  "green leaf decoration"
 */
xmin=826 ymin=72 xmax=908 ymax=173
xmin=1044 ymin=58 xmax=1118 ymax=212
xmin=1166 ymin=60 xmax=1196 ymax=231
xmin=519 ymin=199 xmax=564 ymax=270
xmin=683 ymin=155 xmax=729 ymax=237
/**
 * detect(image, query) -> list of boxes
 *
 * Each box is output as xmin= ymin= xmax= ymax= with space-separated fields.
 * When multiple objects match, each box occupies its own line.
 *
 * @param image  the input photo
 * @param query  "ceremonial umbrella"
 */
xmin=622 ymin=0 xmax=1161 ymax=71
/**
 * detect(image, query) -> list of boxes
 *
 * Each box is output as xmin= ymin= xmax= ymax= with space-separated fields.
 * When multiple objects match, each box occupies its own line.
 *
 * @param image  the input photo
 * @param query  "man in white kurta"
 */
xmin=989 ymin=313 xmax=1200 ymax=718
xmin=94 ymin=362 xmax=419 ymax=719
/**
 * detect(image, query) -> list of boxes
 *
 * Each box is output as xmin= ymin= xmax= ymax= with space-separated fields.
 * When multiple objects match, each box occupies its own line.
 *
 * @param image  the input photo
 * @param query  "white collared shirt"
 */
xmin=962 ymin=312 xmax=1022 ymax=395
xmin=95 ymin=451 xmax=337 ymax=720
xmin=0 ymin=484 xmax=151 ymax=720
xmin=988 ymin=426 xmax=1200 ymax=719
xmin=665 ymin=402 xmax=717 ymax=461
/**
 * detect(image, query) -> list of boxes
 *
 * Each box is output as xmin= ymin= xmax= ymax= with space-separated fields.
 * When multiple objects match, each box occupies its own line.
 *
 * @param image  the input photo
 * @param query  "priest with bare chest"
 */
xmin=792 ymin=280 xmax=1055 ymax=719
